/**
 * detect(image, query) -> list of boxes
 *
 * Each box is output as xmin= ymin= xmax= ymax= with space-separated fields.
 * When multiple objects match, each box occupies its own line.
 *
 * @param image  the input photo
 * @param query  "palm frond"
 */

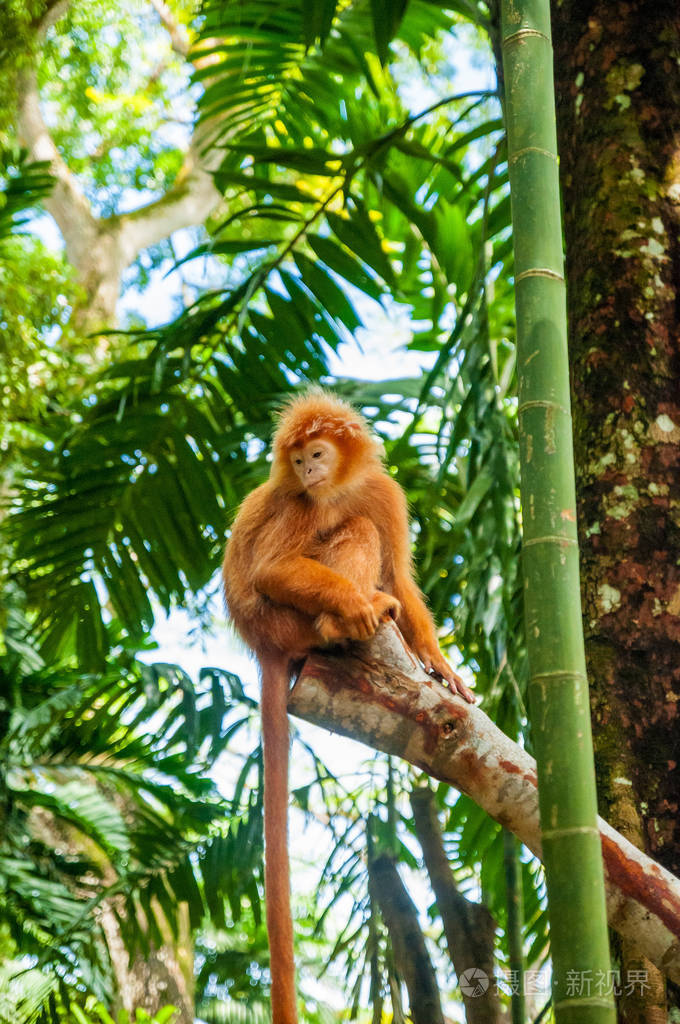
xmin=0 ymin=961 xmax=56 ymax=1024
xmin=193 ymin=0 xmax=456 ymax=146
xmin=0 ymin=148 xmax=53 ymax=239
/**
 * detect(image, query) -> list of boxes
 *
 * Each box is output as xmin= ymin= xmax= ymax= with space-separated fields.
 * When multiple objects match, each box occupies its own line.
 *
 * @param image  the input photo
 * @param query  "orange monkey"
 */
xmin=223 ymin=391 xmax=474 ymax=1024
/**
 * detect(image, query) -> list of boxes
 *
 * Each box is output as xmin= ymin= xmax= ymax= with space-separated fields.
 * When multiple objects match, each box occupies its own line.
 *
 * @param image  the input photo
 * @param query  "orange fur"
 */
xmin=222 ymin=391 xmax=473 ymax=1024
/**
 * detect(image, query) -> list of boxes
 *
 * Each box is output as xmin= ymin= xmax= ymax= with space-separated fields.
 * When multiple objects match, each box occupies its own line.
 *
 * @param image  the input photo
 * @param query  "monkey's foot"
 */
xmin=370 ymin=590 xmax=401 ymax=623
xmin=315 ymin=592 xmax=400 ymax=644
xmin=419 ymin=649 xmax=476 ymax=703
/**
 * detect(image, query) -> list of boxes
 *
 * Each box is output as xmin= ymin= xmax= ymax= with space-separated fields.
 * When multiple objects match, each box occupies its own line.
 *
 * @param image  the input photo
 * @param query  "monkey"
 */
xmin=222 ymin=390 xmax=474 ymax=1024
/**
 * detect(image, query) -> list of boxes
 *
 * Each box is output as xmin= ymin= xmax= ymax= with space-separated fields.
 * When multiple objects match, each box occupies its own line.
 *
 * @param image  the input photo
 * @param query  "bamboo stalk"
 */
xmin=500 ymin=1 xmax=615 ymax=1020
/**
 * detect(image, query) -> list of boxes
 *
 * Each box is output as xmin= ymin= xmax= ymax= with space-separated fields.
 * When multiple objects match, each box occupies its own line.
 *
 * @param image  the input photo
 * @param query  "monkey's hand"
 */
xmin=316 ymin=591 xmax=401 ymax=644
xmin=370 ymin=590 xmax=401 ymax=623
xmin=417 ymin=647 xmax=475 ymax=703
xmin=315 ymin=596 xmax=379 ymax=643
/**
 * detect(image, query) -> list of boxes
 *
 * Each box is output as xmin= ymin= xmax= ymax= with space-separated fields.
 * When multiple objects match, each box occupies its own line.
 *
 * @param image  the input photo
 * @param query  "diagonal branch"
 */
xmin=288 ymin=621 xmax=680 ymax=986
xmin=410 ymin=786 xmax=502 ymax=1024
xmin=32 ymin=0 xmax=71 ymax=34
xmin=117 ymin=146 xmax=221 ymax=265
xmin=368 ymin=853 xmax=445 ymax=1024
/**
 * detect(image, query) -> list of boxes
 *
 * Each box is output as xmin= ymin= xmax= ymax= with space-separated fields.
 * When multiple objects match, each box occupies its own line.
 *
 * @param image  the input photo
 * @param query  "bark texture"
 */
xmin=411 ymin=786 xmax=502 ymax=1024
xmin=99 ymin=898 xmax=194 ymax=1024
xmin=288 ymin=623 xmax=680 ymax=983
xmin=550 ymin=0 xmax=680 ymax=877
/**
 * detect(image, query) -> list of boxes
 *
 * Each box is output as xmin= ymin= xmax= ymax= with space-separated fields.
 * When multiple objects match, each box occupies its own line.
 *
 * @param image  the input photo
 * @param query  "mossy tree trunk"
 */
xmin=551 ymin=2 xmax=680 ymax=1018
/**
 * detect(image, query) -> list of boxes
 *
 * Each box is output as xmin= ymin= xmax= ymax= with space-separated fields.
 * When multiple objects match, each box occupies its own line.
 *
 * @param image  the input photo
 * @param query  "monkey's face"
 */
xmin=290 ymin=438 xmax=339 ymax=495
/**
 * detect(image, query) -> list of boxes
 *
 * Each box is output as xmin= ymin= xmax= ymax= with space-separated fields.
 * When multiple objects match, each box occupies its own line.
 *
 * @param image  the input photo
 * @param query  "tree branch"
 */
xmin=117 ymin=145 xmax=221 ymax=264
xmin=32 ymin=0 xmax=70 ymax=34
xmin=288 ymin=622 xmax=680 ymax=985
xmin=16 ymin=66 xmax=98 ymax=269
xmin=411 ymin=786 xmax=502 ymax=1024
xmin=148 ymin=0 xmax=190 ymax=56
xmin=15 ymin=3 xmax=222 ymax=329
xmin=368 ymin=853 xmax=445 ymax=1024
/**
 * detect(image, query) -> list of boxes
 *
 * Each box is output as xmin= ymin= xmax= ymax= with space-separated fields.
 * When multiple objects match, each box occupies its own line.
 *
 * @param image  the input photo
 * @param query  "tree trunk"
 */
xmin=99 ymin=898 xmax=194 ymax=1024
xmin=368 ymin=853 xmax=445 ymax=1024
xmin=15 ymin=4 xmax=221 ymax=333
xmin=550 ymin=0 xmax=680 ymax=879
xmin=550 ymin=1 xmax=680 ymax=1017
xmin=288 ymin=623 xmax=680 ymax=984
xmin=411 ymin=786 xmax=502 ymax=1024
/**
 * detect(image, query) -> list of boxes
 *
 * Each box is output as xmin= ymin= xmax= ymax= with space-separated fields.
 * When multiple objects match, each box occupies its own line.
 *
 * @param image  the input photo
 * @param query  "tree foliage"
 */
xmin=0 ymin=1 xmax=551 ymax=1020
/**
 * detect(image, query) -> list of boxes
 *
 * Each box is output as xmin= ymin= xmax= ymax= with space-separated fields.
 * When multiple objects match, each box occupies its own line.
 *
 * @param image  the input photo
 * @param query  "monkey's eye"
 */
xmin=312 ymin=451 xmax=322 ymax=458
xmin=294 ymin=458 xmax=302 ymax=465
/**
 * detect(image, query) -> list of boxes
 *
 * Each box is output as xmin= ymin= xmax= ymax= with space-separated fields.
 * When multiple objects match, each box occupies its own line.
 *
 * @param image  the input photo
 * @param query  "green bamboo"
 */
xmin=500 ymin=2 xmax=615 ymax=1021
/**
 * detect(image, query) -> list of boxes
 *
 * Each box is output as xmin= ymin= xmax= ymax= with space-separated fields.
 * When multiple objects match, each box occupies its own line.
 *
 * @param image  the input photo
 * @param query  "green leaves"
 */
xmin=8 ymin=383 xmax=233 ymax=661
xmin=0 ymin=148 xmax=53 ymax=238
xmin=18 ymin=782 xmax=131 ymax=863
xmin=292 ymin=253 xmax=363 ymax=332
xmin=0 ymin=962 xmax=56 ymax=1024
xmin=370 ymin=0 xmax=409 ymax=63
xmin=301 ymin=0 xmax=337 ymax=47
xmin=0 ymin=637 xmax=246 ymax=1016
xmin=326 ymin=203 xmax=396 ymax=287
xmin=195 ymin=0 xmax=455 ymax=151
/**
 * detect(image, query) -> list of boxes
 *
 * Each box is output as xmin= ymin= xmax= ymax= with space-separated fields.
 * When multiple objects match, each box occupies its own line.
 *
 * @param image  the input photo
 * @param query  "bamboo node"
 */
xmin=509 ymin=146 xmax=557 ymax=165
xmin=541 ymin=824 xmax=601 ymax=840
xmin=518 ymin=398 xmax=570 ymax=417
xmin=522 ymin=534 xmax=578 ymax=548
xmin=554 ymin=997 xmax=616 ymax=1012
xmin=530 ymin=669 xmax=587 ymax=683
xmin=502 ymin=28 xmax=551 ymax=46
xmin=514 ymin=267 xmax=564 ymax=283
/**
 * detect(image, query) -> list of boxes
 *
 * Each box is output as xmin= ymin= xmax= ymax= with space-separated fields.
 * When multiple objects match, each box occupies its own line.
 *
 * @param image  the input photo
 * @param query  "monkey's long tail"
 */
xmin=260 ymin=656 xmax=298 ymax=1024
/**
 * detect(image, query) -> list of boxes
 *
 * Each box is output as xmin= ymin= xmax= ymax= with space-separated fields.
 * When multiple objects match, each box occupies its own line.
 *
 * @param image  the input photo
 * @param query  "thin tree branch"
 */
xmin=411 ymin=786 xmax=502 ymax=1023
xmin=368 ymin=853 xmax=445 ymax=1024
xmin=32 ymin=0 xmax=70 ymax=34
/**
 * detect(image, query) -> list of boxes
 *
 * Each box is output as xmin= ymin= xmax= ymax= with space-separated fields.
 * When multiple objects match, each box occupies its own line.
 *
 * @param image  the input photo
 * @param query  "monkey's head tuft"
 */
xmin=273 ymin=390 xmax=370 ymax=452
xmin=270 ymin=389 xmax=382 ymax=490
